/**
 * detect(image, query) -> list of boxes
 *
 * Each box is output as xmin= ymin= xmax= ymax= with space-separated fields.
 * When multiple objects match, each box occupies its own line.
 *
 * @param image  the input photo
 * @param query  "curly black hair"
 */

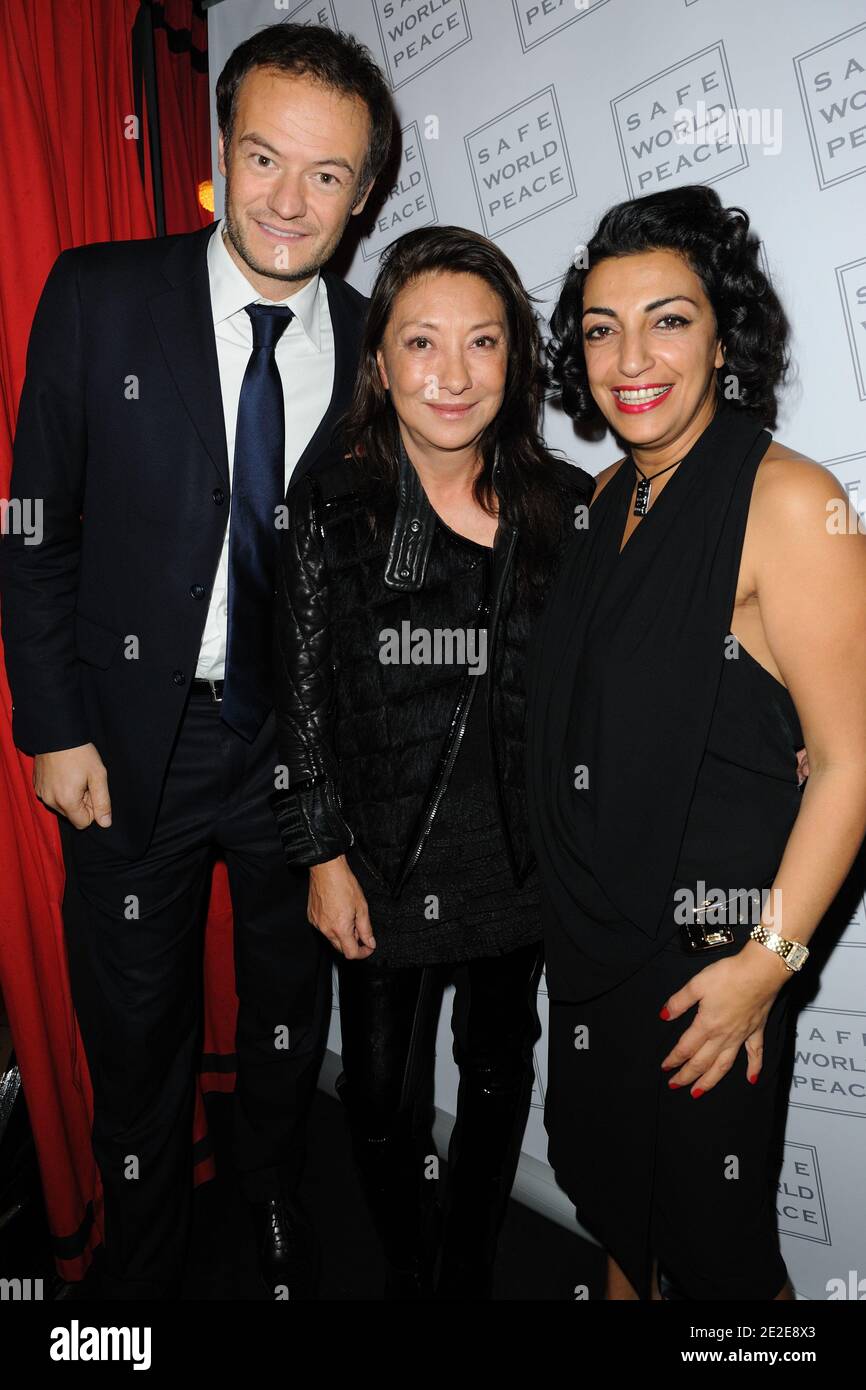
xmin=547 ymin=185 xmax=791 ymax=429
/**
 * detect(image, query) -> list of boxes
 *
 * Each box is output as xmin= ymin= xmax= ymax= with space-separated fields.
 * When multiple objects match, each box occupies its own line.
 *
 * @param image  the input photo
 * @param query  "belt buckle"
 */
xmin=680 ymin=896 xmax=736 ymax=953
xmin=205 ymin=679 xmax=222 ymax=704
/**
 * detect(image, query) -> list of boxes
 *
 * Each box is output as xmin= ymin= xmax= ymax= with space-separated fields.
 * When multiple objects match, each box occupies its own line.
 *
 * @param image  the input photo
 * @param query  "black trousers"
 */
xmin=59 ymin=691 xmax=331 ymax=1298
xmin=336 ymin=937 xmax=545 ymax=1276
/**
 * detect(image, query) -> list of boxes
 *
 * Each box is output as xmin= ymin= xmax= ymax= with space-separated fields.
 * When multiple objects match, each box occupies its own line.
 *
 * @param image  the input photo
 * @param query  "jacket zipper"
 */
xmin=484 ymin=527 xmax=521 ymax=883
xmin=337 ymin=784 xmax=389 ymax=887
xmin=393 ymin=666 xmax=479 ymax=895
xmin=392 ymin=526 xmax=518 ymax=896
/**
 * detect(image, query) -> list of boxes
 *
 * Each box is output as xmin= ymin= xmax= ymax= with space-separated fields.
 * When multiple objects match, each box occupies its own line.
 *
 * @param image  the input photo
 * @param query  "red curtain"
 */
xmin=152 ymin=0 xmax=212 ymax=235
xmin=0 ymin=0 xmax=235 ymax=1282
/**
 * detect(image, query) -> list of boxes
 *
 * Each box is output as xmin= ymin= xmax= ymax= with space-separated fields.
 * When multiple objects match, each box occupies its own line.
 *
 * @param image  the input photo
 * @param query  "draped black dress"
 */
xmin=526 ymin=404 xmax=804 ymax=1300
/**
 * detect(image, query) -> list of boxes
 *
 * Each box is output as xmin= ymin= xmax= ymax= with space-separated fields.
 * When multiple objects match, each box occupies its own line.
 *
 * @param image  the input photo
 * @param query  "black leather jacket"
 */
xmin=272 ymin=439 xmax=593 ymax=896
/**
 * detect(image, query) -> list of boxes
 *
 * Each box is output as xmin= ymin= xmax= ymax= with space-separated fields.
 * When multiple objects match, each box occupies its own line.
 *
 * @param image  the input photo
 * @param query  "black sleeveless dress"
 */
xmin=526 ymin=404 xmax=803 ymax=1299
xmin=349 ymin=530 xmax=543 ymax=969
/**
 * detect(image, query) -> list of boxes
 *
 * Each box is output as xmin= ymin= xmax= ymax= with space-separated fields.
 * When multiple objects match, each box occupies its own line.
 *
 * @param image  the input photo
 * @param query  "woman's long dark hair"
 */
xmin=339 ymin=225 xmax=574 ymax=585
xmin=548 ymin=185 xmax=791 ymax=429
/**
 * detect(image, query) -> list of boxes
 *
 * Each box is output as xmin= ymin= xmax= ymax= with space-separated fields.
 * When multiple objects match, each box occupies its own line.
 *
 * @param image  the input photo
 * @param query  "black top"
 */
xmin=448 ymin=542 xmax=495 ymax=793
xmin=525 ymin=403 xmax=805 ymax=1000
xmin=673 ymin=636 xmax=803 ymax=885
xmin=349 ymin=528 xmax=543 ymax=967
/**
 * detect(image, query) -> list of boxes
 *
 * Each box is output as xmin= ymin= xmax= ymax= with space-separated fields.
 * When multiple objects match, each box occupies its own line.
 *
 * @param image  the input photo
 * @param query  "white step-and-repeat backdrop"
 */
xmin=208 ymin=0 xmax=866 ymax=1300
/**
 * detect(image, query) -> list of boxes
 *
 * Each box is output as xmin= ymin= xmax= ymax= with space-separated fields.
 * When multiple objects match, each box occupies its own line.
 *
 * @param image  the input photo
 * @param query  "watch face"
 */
xmin=787 ymin=943 xmax=809 ymax=971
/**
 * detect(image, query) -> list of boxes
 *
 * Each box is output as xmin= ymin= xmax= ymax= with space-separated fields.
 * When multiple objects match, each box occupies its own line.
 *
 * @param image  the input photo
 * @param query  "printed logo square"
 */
xmin=611 ymin=40 xmax=749 ymax=198
xmin=790 ymin=1007 xmax=866 ymax=1119
xmin=465 ymin=87 xmax=577 ymax=239
xmin=511 ymin=0 xmax=611 ymax=55
xmin=835 ymin=257 xmax=866 ymax=400
xmin=361 ymin=120 xmax=438 ymax=262
xmin=372 ymin=0 xmax=472 ymax=90
xmin=777 ymin=1142 xmax=831 ymax=1245
xmin=278 ymin=1 xmax=338 ymax=29
xmin=794 ymin=22 xmax=866 ymax=191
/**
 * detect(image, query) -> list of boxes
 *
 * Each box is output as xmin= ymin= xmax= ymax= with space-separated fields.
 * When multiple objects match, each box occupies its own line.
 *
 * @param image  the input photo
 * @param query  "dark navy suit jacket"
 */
xmin=0 ymin=220 xmax=368 ymax=857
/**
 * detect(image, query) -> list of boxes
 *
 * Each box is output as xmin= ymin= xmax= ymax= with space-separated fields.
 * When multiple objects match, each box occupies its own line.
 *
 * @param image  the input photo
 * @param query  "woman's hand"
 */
xmin=659 ymin=941 xmax=791 ymax=1095
xmin=307 ymin=855 xmax=376 ymax=960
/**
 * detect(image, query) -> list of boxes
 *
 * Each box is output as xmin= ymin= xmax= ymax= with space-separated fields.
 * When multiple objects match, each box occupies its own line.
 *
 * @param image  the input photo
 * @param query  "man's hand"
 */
xmin=33 ymin=744 xmax=112 ymax=829
xmin=307 ymin=856 xmax=376 ymax=959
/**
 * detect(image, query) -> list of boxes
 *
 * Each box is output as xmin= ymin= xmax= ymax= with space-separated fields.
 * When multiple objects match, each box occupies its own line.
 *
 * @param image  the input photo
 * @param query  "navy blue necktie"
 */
xmin=221 ymin=302 xmax=294 ymax=740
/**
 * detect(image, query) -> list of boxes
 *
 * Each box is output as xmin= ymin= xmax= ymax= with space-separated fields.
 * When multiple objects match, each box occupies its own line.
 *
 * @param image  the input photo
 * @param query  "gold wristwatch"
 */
xmin=749 ymin=926 xmax=809 ymax=972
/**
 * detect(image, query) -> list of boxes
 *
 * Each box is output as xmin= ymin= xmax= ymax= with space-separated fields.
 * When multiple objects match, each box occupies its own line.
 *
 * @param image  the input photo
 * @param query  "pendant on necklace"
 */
xmin=633 ymin=477 xmax=651 ymax=516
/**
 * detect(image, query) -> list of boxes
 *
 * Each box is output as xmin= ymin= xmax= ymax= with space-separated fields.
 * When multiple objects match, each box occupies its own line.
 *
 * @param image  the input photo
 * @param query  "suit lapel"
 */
xmin=148 ymin=222 xmax=230 ymax=488
xmin=148 ymin=226 xmax=365 ymax=495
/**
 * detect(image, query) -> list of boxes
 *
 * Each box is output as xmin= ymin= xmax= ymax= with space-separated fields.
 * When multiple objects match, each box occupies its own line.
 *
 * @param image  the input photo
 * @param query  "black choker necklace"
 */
xmin=632 ymin=456 xmax=682 ymax=516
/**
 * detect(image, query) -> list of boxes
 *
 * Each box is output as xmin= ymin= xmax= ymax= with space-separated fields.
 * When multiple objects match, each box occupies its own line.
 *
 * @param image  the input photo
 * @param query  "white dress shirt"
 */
xmin=196 ymin=219 xmax=335 ymax=681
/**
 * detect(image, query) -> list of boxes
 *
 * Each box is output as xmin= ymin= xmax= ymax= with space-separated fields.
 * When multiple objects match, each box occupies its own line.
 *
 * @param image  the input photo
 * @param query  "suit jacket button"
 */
xmin=190 ymin=583 xmax=205 ymax=600
xmin=172 ymin=670 xmax=186 ymax=686
xmin=212 ymin=488 xmax=225 ymax=505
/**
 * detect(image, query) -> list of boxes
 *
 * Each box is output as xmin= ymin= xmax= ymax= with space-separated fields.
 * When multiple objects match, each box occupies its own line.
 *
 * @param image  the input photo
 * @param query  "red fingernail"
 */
xmin=668 ymin=1079 xmax=680 ymax=1089
xmin=748 ymin=1074 xmax=758 ymax=1085
xmin=691 ymin=1088 xmax=704 ymax=1099
xmin=659 ymin=1007 xmax=671 ymax=1020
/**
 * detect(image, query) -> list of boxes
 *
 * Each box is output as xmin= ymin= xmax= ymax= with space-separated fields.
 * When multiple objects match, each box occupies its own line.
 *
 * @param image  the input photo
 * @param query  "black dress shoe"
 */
xmin=252 ymin=1197 xmax=321 ymax=1300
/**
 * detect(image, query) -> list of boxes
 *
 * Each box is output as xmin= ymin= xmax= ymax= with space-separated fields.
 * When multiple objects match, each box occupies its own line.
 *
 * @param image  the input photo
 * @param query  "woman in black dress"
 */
xmin=272 ymin=225 xmax=593 ymax=1298
xmin=527 ymin=185 xmax=866 ymax=1300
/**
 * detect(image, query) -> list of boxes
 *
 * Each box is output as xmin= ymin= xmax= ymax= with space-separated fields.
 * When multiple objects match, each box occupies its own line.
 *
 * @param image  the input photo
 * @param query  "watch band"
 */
xmin=749 ymin=925 xmax=810 ymax=972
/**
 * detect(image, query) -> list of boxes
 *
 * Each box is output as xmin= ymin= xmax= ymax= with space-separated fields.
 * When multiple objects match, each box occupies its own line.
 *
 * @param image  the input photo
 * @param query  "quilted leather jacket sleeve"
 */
xmin=271 ymin=477 xmax=354 ymax=867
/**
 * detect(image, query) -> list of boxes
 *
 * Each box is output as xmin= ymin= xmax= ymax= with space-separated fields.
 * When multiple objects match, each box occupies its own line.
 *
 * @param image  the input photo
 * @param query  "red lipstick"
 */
xmin=611 ymin=383 xmax=674 ymax=414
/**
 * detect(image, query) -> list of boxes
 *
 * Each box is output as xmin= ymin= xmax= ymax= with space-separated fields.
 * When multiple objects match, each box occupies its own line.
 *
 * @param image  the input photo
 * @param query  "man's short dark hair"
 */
xmin=216 ymin=23 xmax=394 ymax=200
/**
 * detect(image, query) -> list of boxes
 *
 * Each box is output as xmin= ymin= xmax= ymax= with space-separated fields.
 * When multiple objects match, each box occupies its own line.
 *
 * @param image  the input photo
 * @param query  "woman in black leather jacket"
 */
xmin=272 ymin=224 xmax=593 ymax=1299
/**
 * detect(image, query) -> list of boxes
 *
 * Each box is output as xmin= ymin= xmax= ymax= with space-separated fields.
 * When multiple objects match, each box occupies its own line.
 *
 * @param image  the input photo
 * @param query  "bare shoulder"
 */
xmin=590 ymin=457 xmax=627 ymax=504
xmin=750 ymin=440 xmax=848 ymax=531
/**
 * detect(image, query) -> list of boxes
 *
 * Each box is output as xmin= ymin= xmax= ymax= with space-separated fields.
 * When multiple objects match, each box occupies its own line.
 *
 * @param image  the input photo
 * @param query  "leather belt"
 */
xmin=191 ymin=678 xmax=224 ymax=703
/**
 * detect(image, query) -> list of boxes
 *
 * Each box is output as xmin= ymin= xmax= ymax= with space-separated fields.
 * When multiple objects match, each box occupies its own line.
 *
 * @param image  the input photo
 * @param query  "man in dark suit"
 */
xmin=0 ymin=24 xmax=393 ymax=1299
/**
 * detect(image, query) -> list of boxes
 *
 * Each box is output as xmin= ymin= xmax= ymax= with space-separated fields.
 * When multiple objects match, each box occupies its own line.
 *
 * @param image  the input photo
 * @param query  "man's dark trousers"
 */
xmin=59 ymin=686 xmax=331 ymax=1299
